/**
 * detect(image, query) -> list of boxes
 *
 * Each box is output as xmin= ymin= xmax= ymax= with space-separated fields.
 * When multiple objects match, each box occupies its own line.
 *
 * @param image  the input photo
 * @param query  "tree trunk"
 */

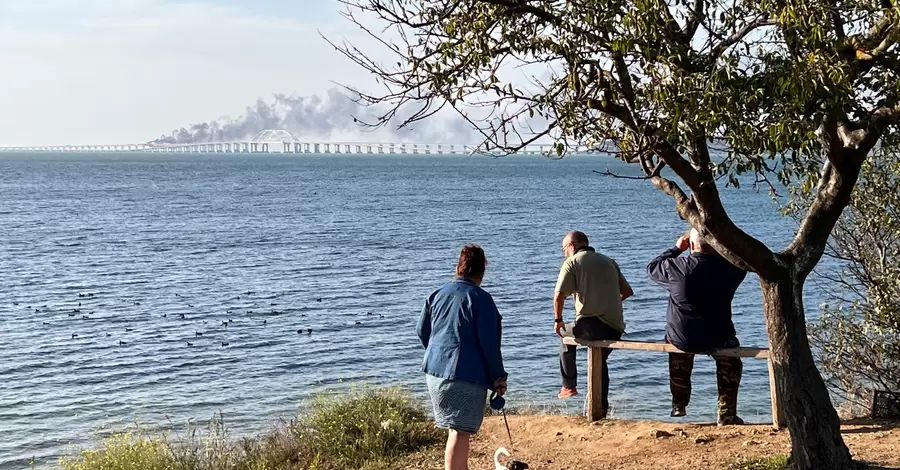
xmin=761 ymin=268 xmax=855 ymax=469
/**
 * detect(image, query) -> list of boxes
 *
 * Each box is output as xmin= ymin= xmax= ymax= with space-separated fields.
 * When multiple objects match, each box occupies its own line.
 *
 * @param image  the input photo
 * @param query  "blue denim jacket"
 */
xmin=416 ymin=277 xmax=507 ymax=391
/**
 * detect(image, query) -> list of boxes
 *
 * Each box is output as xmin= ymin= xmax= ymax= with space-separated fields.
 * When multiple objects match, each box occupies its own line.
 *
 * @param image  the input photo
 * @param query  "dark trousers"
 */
xmin=669 ymin=341 xmax=743 ymax=418
xmin=560 ymin=317 xmax=622 ymax=409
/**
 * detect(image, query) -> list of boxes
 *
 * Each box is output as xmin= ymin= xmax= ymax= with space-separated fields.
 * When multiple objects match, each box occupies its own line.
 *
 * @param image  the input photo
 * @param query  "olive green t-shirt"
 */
xmin=555 ymin=249 xmax=629 ymax=332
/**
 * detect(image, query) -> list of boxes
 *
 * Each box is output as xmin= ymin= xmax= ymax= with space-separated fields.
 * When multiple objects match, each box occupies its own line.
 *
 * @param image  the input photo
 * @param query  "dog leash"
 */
xmin=490 ymin=392 xmax=513 ymax=446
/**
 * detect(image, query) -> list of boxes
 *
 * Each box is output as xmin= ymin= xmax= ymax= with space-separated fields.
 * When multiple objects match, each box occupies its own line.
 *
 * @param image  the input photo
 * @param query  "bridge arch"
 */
xmin=251 ymin=129 xmax=301 ymax=143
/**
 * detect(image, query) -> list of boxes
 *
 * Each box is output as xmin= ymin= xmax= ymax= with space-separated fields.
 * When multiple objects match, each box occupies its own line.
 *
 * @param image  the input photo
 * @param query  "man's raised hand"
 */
xmin=675 ymin=235 xmax=690 ymax=251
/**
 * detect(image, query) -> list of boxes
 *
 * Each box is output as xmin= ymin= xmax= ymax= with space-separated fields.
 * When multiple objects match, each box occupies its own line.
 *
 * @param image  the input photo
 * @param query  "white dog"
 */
xmin=494 ymin=447 xmax=529 ymax=470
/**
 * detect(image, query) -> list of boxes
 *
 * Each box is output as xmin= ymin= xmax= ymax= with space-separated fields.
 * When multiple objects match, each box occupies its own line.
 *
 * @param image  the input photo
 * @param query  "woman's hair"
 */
xmin=456 ymin=244 xmax=487 ymax=279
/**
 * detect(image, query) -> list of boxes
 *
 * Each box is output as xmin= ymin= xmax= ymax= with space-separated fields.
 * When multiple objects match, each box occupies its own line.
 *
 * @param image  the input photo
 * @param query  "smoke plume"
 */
xmin=154 ymin=88 xmax=480 ymax=144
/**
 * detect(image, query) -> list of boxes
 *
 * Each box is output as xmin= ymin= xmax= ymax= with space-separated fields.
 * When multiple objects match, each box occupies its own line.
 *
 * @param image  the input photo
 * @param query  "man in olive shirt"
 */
xmin=554 ymin=231 xmax=633 ymax=416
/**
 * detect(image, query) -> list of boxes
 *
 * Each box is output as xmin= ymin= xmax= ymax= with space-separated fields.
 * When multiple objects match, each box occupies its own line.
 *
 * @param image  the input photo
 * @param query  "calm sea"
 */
xmin=0 ymin=153 xmax=827 ymax=468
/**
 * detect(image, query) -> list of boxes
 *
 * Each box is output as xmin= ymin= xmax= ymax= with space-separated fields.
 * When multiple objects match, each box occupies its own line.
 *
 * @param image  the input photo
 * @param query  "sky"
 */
xmin=0 ymin=0 xmax=476 ymax=145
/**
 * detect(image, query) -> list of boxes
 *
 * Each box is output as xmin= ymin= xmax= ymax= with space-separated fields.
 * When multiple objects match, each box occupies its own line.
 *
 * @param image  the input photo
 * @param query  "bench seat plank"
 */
xmin=562 ymin=338 xmax=770 ymax=359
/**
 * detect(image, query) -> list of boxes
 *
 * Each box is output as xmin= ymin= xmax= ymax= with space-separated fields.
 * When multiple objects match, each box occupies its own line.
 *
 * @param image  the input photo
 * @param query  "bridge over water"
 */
xmin=0 ymin=129 xmax=556 ymax=155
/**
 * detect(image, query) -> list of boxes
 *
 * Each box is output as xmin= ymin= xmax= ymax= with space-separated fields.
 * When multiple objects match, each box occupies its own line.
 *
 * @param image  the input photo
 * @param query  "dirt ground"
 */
xmin=399 ymin=416 xmax=900 ymax=469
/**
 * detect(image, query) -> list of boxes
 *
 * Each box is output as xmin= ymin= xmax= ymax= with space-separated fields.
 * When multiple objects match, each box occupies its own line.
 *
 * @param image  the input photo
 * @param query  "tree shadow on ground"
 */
xmin=842 ymin=418 xmax=900 ymax=434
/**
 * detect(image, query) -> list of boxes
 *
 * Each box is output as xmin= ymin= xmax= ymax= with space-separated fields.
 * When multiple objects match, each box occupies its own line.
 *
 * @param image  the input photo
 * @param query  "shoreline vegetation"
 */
xmin=58 ymin=388 xmax=441 ymax=470
xmin=54 ymin=388 xmax=899 ymax=470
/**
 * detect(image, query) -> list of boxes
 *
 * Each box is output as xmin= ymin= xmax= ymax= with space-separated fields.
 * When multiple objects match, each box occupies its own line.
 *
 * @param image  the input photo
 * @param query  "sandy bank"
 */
xmin=399 ymin=416 xmax=900 ymax=469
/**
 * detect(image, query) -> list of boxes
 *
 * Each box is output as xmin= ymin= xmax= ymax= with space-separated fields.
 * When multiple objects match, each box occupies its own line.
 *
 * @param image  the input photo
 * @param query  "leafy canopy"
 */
xmin=333 ymin=0 xmax=899 ymax=192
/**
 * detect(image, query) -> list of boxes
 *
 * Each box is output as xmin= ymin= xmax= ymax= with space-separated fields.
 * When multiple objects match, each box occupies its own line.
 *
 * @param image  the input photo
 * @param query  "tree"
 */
xmin=328 ymin=1 xmax=900 ymax=468
xmin=810 ymin=151 xmax=900 ymax=413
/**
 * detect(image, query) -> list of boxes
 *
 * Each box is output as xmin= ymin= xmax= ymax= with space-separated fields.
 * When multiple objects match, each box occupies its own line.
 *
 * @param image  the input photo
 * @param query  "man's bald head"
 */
xmin=689 ymin=228 xmax=713 ymax=253
xmin=562 ymin=231 xmax=589 ymax=257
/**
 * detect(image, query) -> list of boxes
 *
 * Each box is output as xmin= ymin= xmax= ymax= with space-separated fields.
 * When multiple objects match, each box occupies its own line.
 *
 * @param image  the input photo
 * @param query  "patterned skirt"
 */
xmin=425 ymin=374 xmax=488 ymax=434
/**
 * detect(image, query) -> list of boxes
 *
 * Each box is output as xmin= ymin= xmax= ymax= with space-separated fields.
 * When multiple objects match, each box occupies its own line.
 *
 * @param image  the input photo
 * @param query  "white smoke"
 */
xmin=154 ymin=88 xmax=480 ymax=144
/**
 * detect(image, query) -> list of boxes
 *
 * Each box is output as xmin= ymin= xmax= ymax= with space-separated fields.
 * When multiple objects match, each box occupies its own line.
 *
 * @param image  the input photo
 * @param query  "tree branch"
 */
xmin=829 ymin=2 xmax=846 ymax=40
xmin=709 ymin=16 xmax=778 ymax=62
xmin=856 ymin=103 xmax=900 ymax=153
xmin=864 ymin=5 xmax=898 ymax=48
xmin=477 ymin=0 xmax=610 ymax=47
xmin=653 ymin=0 xmax=689 ymax=44
xmin=593 ymin=169 xmax=652 ymax=180
xmin=683 ymin=0 xmax=705 ymax=41
xmin=649 ymin=140 xmax=779 ymax=276
xmin=787 ymin=154 xmax=866 ymax=279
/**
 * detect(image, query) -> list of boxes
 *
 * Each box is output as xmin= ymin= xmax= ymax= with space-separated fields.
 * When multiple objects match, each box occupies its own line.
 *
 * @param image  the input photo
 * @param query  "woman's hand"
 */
xmin=494 ymin=378 xmax=508 ymax=396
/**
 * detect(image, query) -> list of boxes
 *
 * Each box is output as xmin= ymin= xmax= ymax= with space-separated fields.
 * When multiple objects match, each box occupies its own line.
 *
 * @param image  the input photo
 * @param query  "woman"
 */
xmin=416 ymin=244 xmax=508 ymax=470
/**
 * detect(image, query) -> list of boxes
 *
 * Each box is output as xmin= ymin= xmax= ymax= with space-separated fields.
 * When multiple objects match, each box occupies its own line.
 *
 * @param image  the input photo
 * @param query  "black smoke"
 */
xmin=154 ymin=88 xmax=480 ymax=144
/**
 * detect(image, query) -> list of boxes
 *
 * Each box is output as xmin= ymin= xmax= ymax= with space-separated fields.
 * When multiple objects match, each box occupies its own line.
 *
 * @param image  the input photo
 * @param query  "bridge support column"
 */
xmin=262 ymin=143 xmax=269 ymax=153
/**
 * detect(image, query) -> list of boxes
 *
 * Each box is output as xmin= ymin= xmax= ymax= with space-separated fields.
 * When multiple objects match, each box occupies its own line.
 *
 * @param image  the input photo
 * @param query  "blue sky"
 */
xmin=0 ymin=0 xmax=397 ymax=144
xmin=183 ymin=0 xmax=340 ymax=22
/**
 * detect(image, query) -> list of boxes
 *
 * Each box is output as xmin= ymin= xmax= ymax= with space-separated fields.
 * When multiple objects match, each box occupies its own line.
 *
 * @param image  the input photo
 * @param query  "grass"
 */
xmin=58 ymin=388 xmax=442 ymax=470
xmin=729 ymin=455 xmax=792 ymax=470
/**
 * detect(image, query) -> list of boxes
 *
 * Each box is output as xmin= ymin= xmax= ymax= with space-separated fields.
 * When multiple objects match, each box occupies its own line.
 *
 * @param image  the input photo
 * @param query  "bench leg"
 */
xmin=587 ymin=347 xmax=604 ymax=421
xmin=768 ymin=358 xmax=785 ymax=429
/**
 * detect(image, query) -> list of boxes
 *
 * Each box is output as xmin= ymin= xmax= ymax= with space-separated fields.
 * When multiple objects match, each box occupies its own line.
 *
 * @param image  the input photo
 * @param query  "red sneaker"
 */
xmin=558 ymin=387 xmax=578 ymax=399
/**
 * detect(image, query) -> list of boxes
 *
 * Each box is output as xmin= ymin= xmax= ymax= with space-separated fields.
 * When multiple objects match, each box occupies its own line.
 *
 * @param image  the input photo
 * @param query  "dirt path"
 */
xmin=400 ymin=416 xmax=900 ymax=469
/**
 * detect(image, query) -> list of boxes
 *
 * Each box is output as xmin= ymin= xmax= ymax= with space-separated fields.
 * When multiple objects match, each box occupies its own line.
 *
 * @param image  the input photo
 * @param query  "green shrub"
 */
xmin=304 ymin=388 xmax=440 ymax=468
xmin=730 ymin=455 xmax=792 ymax=470
xmin=60 ymin=432 xmax=178 ymax=470
xmin=58 ymin=387 xmax=439 ymax=470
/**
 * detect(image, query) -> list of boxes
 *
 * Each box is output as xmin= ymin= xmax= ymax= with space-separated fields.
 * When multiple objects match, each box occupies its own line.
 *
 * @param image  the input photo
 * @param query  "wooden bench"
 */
xmin=562 ymin=338 xmax=785 ymax=429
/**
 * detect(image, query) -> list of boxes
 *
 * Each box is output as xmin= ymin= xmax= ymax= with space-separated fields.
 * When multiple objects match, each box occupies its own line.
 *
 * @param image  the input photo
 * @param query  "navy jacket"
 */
xmin=416 ymin=277 xmax=507 ymax=390
xmin=647 ymin=247 xmax=747 ymax=353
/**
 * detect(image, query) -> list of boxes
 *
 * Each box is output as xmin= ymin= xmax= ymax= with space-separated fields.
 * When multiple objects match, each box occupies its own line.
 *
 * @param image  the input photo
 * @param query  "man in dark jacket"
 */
xmin=647 ymin=228 xmax=748 ymax=425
